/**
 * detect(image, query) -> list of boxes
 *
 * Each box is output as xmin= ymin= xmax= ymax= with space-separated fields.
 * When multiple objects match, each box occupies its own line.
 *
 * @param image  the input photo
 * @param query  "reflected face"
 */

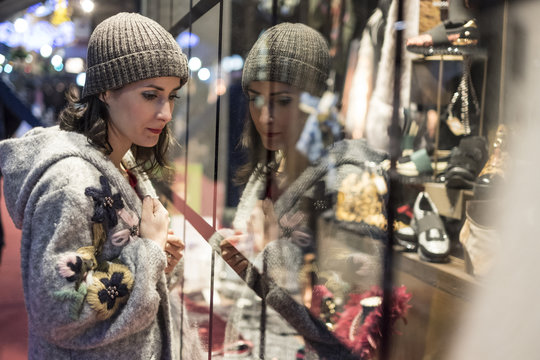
xmin=102 ymin=76 xmax=182 ymax=151
xmin=247 ymin=81 xmax=307 ymax=152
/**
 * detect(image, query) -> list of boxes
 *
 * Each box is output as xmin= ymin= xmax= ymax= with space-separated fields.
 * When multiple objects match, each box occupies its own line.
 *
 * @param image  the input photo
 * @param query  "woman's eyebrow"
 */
xmin=142 ymin=84 xmax=182 ymax=92
xmin=270 ymin=91 xmax=292 ymax=96
xmin=247 ymin=89 xmax=292 ymax=96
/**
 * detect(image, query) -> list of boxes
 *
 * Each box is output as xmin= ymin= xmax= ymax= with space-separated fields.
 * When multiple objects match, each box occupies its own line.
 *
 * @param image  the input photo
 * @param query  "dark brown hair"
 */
xmin=234 ymin=115 xmax=277 ymax=185
xmin=58 ymin=87 xmax=174 ymax=180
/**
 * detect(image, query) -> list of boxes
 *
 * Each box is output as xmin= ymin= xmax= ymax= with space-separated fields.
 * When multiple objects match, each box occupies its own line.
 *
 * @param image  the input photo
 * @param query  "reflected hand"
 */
xmin=220 ymin=229 xmax=249 ymax=275
xmin=165 ymin=229 xmax=184 ymax=274
xmin=248 ymin=198 xmax=278 ymax=252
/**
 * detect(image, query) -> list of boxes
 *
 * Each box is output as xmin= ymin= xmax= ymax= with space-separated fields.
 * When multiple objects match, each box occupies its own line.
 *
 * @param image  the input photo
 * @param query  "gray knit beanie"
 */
xmin=242 ymin=23 xmax=330 ymax=97
xmin=82 ymin=12 xmax=188 ymax=98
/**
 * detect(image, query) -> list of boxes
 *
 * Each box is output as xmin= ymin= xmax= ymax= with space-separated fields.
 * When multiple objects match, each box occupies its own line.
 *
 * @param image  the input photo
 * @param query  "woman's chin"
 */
xmin=262 ymin=141 xmax=283 ymax=152
xmin=135 ymin=138 xmax=160 ymax=148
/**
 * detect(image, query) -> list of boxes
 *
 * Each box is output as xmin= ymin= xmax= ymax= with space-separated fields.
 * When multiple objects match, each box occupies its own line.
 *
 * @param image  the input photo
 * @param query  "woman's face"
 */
xmin=102 ymin=76 xmax=182 ymax=151
xmin=247 ymin=81 xmax=307 ymax=152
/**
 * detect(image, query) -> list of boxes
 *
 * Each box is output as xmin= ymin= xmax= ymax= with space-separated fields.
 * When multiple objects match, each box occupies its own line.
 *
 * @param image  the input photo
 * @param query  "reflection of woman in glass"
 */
xmin=0 ymin=13 xmax=202 ymax=359
xmin=219 ymin=23 xmax=388 ymax=359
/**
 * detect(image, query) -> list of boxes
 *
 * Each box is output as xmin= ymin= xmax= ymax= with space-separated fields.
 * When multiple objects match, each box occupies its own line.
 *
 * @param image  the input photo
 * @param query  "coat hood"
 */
xmin=0 ymin=126 xmax=154 ymax=229
xmin=0 ymin=126 xmax=104 ymax=228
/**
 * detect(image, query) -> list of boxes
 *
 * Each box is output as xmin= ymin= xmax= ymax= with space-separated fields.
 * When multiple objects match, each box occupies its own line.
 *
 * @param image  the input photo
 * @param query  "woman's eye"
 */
xmin=169 ymin=94 xmax=180 ymax=101
xmin=250 ymin=96 xmax=265 ymax=109
xmin=142 ymin=93 xmax=157 ymax=100
xmin=275 ymin=97 xmax=292 ymax=106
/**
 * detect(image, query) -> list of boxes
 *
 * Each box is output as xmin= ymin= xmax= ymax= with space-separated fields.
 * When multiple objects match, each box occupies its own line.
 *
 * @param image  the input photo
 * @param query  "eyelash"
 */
xmin=276 ymin=98 xmax=292 ymax=106
xmin=142 ymin=93 xmax=180 ymax=101
xmin=142 ymin=93 xmax=157 ymax=101
xmin=248 ymin=97 xmax=293 ymax=106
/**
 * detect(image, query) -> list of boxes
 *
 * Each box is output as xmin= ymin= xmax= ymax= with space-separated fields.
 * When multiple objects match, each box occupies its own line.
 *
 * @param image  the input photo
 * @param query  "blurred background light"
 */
xmin=51 ymin=54 xmax=63 ymax=67
xmin=80 ymin=0 xmax=95 ymax=13
xmin=188 ymin=57 xmax=202 ymax=72
xmin=216 ymin=78 xmax=227 ymax=96
xmin=222 ymin=54 xmax=244 ymax=73
xmin=76 ymin=72 xmax=86 ymax=87
xmin=65 ymin=57 xmax=84 ymax=73
xmin=198 ymin=67 xmax=210 ymax=81
xmin=40 ymin=44 xmax=53 ymax=58
xmin=177 ymin=31 xmax=200 ymax=48
xmin=14 ymin=18 xmax=28 ymax=33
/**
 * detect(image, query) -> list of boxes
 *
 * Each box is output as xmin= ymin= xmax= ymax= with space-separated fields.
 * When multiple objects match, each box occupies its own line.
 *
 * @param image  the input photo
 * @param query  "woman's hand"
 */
xmin=248 ymin=198 xmax=278 ymax=252
xmin=165 ymin=230 xmax=184 ymax=274
xmin=140 ymin=196 xmax=169 ymax=249
xmin=220 ymin=230 xmax=250 ymax=275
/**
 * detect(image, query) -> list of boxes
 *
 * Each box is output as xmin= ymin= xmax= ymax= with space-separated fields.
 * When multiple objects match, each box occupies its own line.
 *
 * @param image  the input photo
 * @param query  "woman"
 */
xmin=218 ymin=23 xmax=388 ymax=359
xmin=0 ymin=13 xmax=202 ymax=359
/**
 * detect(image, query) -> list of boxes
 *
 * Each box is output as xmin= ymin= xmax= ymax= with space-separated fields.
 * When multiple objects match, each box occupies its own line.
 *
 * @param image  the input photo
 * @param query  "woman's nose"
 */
xmin=259 ymin=104 xmax=274 ymax=124
xmin=158 ymin=101 xmax=173 ymax=123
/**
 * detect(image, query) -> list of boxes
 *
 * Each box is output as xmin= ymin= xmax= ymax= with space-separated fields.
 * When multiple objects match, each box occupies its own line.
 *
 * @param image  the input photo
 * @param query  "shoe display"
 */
xmin=474 ymin=124 xmax=508 ymax=197
xmin=445 ymin=136 xmax=489 ymax=189
xmin=407 ymin=19 xmax=480 ymax=56
xmin=407 ymin=0 xmax=480 ymax=56
xmin=394 ymin=204 xmax=417 ymax=251
xmin=411 ymin=192 xmax=450 ymax=263
xmin=382 ymin=149 xmax=451 ymax=177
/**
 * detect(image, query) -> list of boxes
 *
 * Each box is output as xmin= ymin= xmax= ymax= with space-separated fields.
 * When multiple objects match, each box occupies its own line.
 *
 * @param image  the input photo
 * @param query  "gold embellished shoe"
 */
xmin=407 ymin=19 xmax=480 ymax=56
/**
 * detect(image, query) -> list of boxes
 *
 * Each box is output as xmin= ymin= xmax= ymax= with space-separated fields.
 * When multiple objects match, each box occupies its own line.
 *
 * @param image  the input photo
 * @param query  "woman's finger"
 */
xmin=167 ymin=239 xmax=185 ymax=249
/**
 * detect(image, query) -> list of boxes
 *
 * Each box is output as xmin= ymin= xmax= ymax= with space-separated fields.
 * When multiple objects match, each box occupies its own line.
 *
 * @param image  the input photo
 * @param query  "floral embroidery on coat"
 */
xmin=54 ymin=176 xmax=136 ymax=321
xmin=56 ymin=246 xmax=97 ymax=290
xmin=85 ymin=176 xmax=124 ymax=228
xmin=53 ymin=284 xmax=89 ymax=320
xmin=110 ymin=208 xmax=140 ymax=246
xmin=86 ymin=262 xmax=134 ymax=320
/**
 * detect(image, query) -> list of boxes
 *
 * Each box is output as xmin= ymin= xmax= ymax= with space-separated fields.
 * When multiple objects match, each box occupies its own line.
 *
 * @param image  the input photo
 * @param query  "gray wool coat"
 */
xmin=0 ymin=126 xmax=203 ymax=360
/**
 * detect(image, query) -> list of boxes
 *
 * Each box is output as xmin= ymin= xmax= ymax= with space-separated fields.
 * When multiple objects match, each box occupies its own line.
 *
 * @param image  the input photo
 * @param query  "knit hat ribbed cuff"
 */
xmin=83 ymin=49 xmax=188 ymax=97
xmin=242 ymin=55 xmax=328 ymax=97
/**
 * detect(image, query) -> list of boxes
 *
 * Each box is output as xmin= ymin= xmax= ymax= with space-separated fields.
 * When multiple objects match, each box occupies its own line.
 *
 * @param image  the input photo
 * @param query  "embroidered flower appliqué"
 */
xmin=85 ymin=176 xmax=124 ymax=228
xmin=86 ymin=262 xmax=133 ymax=320
xmin=53 ymin=283 xmax=89 ymax=320
xmin=57 ymin=246 xmax=97 ymax=290
xmin=279 ymin=211 xmax=313 ymax=249
xmin=110 ymin=208 xmax=140 ymax=247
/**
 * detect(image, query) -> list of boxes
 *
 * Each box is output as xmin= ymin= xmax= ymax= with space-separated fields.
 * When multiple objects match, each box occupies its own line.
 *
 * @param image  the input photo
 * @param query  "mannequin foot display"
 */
xmin=411 ymin=192 xmax=450 ymax=263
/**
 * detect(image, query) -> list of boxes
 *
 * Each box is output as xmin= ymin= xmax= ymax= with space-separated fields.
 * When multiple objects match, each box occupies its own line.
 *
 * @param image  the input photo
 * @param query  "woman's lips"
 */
xmin=147 ymin=128 xmax=162 ymax=135
xmin=264 ymin=132 xmax=281 ymax=138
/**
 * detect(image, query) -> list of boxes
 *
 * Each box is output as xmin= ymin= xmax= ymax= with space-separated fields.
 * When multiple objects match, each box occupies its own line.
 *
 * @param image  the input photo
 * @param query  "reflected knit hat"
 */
xmin=82 ymin=12 xmax=188 ymax=98
xmin=242 ymin=22 xmax=330 ymax=97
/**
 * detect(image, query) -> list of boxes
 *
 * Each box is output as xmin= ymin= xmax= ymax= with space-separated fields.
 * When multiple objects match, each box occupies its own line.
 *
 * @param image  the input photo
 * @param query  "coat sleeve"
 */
xmin=25 ymin=173 xmax=167 ymax=350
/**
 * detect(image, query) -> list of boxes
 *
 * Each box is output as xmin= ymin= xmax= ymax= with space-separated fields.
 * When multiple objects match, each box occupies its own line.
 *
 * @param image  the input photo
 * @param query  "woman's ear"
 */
xmin=98 ymin=91 xmax=109 ymax=105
